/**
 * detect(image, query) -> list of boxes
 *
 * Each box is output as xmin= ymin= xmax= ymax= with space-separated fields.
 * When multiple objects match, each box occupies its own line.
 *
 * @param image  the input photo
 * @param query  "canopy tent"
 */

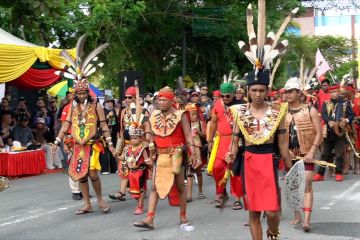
xmin=0 ymin=28 xmax=76 ymax=88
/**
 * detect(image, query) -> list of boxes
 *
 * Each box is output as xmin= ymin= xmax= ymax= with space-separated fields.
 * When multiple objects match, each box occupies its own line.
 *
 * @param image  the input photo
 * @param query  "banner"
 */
xmin=316 ymin=49 xmax=331 ymax=80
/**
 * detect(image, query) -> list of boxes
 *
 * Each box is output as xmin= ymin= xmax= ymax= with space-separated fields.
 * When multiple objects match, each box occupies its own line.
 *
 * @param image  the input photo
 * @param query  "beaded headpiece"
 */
xmin=55 ymin=34 xmax=109 ymax=92
xmin=128 ymin=123 xmax=144 ymax=137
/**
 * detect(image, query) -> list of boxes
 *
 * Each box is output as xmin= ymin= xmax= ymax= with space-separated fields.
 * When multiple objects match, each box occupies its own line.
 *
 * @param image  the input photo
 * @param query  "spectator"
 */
xmin=0 ymin=110 xmax=13 ymax=146
xmin=14 ymin=97 xmax=31 ymax=121
xmin=200 ymin=85 xmax=209 ymax=97
xmin=33 ymin=118 xmax=63 ymax=170
xmin=0 ymin=98 xmax=13 ymax=117
xmin=11 ymin=116 xmax=35 ymax=147
xmin=31 ymin=98 xmax=51 ymax=128
xmin=100 ymin=96 xmax=119 ymax=174
xmin=190 ymin=90 xmax=200 ymax=104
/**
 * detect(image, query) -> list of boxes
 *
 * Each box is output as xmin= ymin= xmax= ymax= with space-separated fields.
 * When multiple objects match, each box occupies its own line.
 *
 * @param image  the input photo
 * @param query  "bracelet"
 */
xmin=108 ymin=142 xmax=113 ymax=146
xmin=54 ymin=139 xmax=61 ymax=145
xmin=187 ymin=144 xmax=195 ymax=147
xmin=56 ymin=137 xmax=61 ymax=142
xmin=106 ymin=137 xmax=112 ymax=141
xmin=144 ymin=159 xmax=150 ymax=163
xmin=149 ymin=142 xmax=155 ymax=150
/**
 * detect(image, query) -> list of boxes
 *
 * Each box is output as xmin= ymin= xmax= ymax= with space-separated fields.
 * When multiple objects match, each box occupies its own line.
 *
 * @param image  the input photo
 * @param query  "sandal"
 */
xmin=302 ymin=224 xmax=311 ymax=232
xmin=215 ymin=194 xmax=229 ymax=209
xmin=109 ymin=191 xmax=126 ymax=201
xmin=75 ymin=203 xmax=93 ymax=215
xmin=133 ymin=220 xmax=154 ymax=229
xmin=197 ymin=192 xmax=206 ymax=199
xmin=187 ymin=197 xmax=193 ymax=203
xmin=232 ymin=201 xmax=243 ymax=210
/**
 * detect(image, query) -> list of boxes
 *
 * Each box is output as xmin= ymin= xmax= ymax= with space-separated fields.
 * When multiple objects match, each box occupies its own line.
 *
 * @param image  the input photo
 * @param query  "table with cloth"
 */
xmin=0 ymin=150 xmax=46 ymax=177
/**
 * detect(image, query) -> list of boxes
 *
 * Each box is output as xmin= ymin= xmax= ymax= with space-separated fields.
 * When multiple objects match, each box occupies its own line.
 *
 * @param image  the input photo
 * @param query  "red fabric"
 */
xmin=213 ymin=90 xmax=221 ymax=97
xmin=125 ymin=87 xmax=136 ymax=97
xmin=158 ymin=91 xmax=175 ymax=100
xmin=317 ymin=90 xmax=330 ymax=113
xmin=168 ymin=184 xmax=180 ymax=206
xmin=328 ymin=84 xmax=339 ymax=91
xmin=0 ymin=150 xmax=46 ymax=176
xmin=154 ymin=124 xmax=186 ymax=148
xmin=129 ymin=169 xmax=147 ymax=199
xmin=212 ymin=135 xmax=243 ymax=197
xmin=61 ymin=103 xmax=71 ymax=122
xmin=230 ymin=175 xmax=244 ymax=198
xmin=244 ymin=151 xmax=279 ymax=211
xmin=212 ymin=100 xmax=233 ymax=135
xmin=11 ymin=67 xmax=61 ymax=89
xmin=353 ymin=96 xmax=360 ymax=148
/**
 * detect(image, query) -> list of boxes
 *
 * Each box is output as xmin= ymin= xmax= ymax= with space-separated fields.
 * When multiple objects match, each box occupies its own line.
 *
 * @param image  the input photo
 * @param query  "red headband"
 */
xmin=158 ymin=91 xmax=175 ymax=100
xmin=125 ymin=86 xmax=136 ymax=97
xmin=328 ymin=85 xmax=339 ymax=91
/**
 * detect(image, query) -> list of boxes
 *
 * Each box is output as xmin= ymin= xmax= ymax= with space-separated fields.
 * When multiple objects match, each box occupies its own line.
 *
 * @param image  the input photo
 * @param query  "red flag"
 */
xmin=316 ymin=49 xmax=331 ymax=80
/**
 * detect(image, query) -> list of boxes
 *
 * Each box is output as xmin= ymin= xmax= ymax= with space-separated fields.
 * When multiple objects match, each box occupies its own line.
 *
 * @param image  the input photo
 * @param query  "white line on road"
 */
xmin=0 ymin=200 xmax=96 ymax=228
xmin=320 ymin=181 xmax=360 ymax=210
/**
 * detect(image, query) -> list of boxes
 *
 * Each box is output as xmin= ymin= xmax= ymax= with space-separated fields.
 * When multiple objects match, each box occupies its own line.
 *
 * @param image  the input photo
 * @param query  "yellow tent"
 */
xmin=0 ymin=28 xmax=75 ymax=83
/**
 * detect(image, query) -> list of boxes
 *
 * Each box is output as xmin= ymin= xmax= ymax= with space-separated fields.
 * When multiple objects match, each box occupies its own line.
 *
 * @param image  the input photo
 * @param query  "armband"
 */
xmin=277 ymin=129 xmax=286 ymax=134
xmin=149 ymin=142 xmax=155 ymax=150
xmin=232 ymin=132 xmax=242 ymax=137
xmin=54 ymin=137 xmax=61 ymax=145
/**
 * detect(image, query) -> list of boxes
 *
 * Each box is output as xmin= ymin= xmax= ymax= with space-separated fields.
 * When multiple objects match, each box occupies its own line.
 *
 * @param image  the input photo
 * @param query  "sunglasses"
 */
xmin=124 ymin=96 xmax=133 ymax=99
xmin=221 ymin=94 xmax=231 ymax=98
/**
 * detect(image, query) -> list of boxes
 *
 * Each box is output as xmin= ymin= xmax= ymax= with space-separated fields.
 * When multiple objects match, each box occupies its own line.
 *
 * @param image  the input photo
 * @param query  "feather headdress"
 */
xmin=238 ymin=0 xmax=298 ymax=86
xmin=55 ymin=34 xmax=109 ymax=92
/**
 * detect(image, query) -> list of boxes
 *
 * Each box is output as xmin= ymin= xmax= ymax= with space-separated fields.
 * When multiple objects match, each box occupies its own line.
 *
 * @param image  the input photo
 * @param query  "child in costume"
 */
xmin=119 ymin=123 xmax=150 ymax=215
xmin=185 ymin=103 xmax=206 ymax=201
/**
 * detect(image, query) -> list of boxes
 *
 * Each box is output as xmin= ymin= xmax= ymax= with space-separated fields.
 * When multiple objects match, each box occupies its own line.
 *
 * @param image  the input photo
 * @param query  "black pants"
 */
xmin=318 ymin=135 xmax=346 ymax=175
xmin=100 ymin=147 xmax=118 ymax=173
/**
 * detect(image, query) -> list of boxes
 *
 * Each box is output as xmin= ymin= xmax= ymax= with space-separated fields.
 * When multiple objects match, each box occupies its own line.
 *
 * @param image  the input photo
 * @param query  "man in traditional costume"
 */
xmin=207 ymin=74 xmax=244 ymax=210
xmin=227 ymin=2 xmax=297 ymax=239
xmin=110 ymin=86 xmax=150 ymax=201
xmin=284 ymin=77 xmax=322 ymax=232
xmin=133 ymin=86 xmax=200 ymax=230
xmin=313 ymin=84 xmax=355 ymax=182
xmin=52 ymin=35 xmax=114 ymax=214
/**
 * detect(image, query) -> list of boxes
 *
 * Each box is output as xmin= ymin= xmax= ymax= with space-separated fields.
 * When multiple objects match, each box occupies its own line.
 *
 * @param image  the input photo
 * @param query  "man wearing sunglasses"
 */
xmin=110 ymin=86 xmax=150 ymax=201
xmin=207 ymin=81 xmax=244 ymax=210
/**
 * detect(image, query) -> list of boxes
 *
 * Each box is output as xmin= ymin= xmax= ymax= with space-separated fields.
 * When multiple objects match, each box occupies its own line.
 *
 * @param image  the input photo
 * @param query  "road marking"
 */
xmin=320 ymin=181 xmax=360 ymax=210
xmin=0 ymin=200 xmax=96 ymax=228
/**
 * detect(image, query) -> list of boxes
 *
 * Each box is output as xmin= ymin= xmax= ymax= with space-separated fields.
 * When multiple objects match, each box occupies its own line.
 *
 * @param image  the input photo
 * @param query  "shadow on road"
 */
xmin=295 ymin=222 xmax=360 ymax=238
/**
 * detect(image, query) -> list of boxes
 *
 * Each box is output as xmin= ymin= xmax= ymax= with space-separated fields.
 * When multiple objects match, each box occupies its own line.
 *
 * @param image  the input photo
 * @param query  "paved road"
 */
xmin=1 ymin=172 xmax=360 ymax=240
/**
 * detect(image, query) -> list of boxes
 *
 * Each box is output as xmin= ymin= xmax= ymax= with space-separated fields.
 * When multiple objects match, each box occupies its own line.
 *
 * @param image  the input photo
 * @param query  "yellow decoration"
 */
xmin=218 ymin=168 xmax=234 ymax=187
xmin=207 ymin=132 xmax=220 ymax=175
xmin=0 ymin=44 xmax=76 ymax=82
xmin=90 ymin=143 xmax=102 ymax=171
xmin=232 ymin=102 xmax=288 ymax=145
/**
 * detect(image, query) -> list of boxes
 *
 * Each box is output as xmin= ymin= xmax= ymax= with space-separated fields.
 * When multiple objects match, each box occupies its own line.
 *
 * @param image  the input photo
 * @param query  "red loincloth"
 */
xmin=129 ymin=169 xmax=147 ymax=199
xmin=244 ymin=151 xmax=279 ymax=211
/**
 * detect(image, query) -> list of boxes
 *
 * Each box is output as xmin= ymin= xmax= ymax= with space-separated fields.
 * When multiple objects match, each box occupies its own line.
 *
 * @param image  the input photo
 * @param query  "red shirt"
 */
xmin=154 ymin=124 xmax=186 ymax=148
xmin=212 ymin=99 xmax=232 ymax=136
